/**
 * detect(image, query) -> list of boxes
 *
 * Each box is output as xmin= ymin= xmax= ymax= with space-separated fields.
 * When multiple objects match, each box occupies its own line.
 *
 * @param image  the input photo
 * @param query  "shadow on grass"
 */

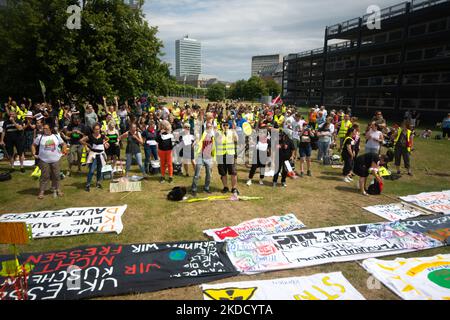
xmin=317 ymin=176 xmax=343 ymax=181
xmin=16 ymin=188 xmax=38 ymax=196
xmin=320 ymin=171 xmax=342 ymax=176
xmin=335 ymin=185 xmax=358 ymax=193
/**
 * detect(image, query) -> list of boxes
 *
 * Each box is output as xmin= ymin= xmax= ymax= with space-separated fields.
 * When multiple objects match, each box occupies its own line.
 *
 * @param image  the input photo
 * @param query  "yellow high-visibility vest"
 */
xmin=274 ymin=115 xmax=284 ymax=127
xmin=394 ymin=128 xmax=412 ymax=152
xmin=338 ymin=120 xmax=352 ymax=138
xmin=58 ymin=109 xmax=64 ymax=120
xmin=216 ymin=130 xmax=236 ymax=156
xmin=111 ymin=111 xmax=120 ymax=126
xmin=172 ymin=107 xmax=181 ymax=120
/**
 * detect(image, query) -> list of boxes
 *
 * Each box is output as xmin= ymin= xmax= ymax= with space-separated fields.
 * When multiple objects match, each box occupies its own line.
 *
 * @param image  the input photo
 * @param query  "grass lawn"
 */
xmin=0 ymin=109 xmax=449 ymax=300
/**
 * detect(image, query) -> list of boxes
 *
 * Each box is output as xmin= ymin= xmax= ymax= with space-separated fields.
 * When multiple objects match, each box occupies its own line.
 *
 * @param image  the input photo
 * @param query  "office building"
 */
xmin=175 ymin=36 xmax=202 ymax=77
xmin=252 ymin=54 xmax=283 ymax=77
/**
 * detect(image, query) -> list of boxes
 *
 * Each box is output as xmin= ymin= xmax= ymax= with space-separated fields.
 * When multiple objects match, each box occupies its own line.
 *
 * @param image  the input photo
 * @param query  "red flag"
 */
xmin=271 ymin=95 xmax=283 ymax=105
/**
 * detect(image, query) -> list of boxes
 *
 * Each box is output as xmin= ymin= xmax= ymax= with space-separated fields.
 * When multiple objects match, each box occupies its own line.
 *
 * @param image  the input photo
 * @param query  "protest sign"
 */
xmin=364 ymin=203 xmax=432 ymax=221
xmin=225 ymin=222 xmax=442 ymax=273
xmin=204 ymin=214 xmax=305 ymax=242
xmin=362 ymin=254 xmax=450 ymax=300
xmin=202 ymin=272 xmax=365 ymax=300
xmin=0 ymin=241 xmax=238 ymax=300
xmin=400 ymin=214 xmax=450 ymax=245
xmin=400 ymin=190 xmax=450 ymax=214
xmin=0 ymin=205 xmax=127 ymax=238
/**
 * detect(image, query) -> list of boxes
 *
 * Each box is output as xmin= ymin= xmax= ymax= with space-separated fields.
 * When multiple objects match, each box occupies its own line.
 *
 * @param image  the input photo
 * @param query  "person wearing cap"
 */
xmin=178 ymin=122 xmax=196 ymax=177
xmin=1 ymin=111 xmax=26 ymax=172
xmin=23 ymin=111 xmax=36 ymax=154
xmin=442 ymin=113 xmax=450 ymax=140
xmin=215 ymin=120 xmax=239 ymax=195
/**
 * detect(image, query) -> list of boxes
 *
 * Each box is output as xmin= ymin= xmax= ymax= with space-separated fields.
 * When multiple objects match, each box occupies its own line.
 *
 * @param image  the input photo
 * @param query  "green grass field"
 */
xmin=0 ymin=108 xmax=449 ymax=300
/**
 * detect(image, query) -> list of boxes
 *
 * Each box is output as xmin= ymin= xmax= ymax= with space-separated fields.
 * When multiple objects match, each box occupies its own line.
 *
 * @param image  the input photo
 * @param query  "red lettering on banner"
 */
xmin=76 ymin=258 xmax=91 ymax=269
xmin=40 ymin=253 xmax=56 ymax=264
xmin=25 ymin=254 xmax=43 ymax=265
xmin=85 ymin=247 xmax=97 ymax=257
xmin=110 ymin=246 xmax=122 ymax=255
xmin=54 ymin=259 xmax=77 ymax=271
xmin=103 ymin=214 xmax=116 ymax=224
xmin=215 ymin=227 xmax=239 ymax=240
xmin=124 ymin=263 xmax=161 ymax=275
xmin=54 ymin=252 xmax=68 ymax=261
xmin=256 ymin=244 xmax=277 ymax=256
xmin=69 ymin=250 xmax=82 ymax=259
xmin=98 ymin=256 xmax=115 ymax=267
xmin=106 ymin=207 xmax=119 ymax=214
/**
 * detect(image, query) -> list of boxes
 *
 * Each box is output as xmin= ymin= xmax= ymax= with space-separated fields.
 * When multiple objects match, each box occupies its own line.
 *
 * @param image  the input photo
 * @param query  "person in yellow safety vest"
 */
xmin=172 ymin=105 xmax=181 ymax=120
xmin=338 ymin=114 xmax=353 ymax=151
xmin=191 ymin=122 xmax=216 ymax=196
xmin=274 ymin=109 xmax=285 ymax=129
xmin=15 ymin=103 xmax=27 ymax=120
xmin=102 ymin=114 xmax=114 ymax=133
xmin=394 ymin=121 xmax=413 ymax=176
xmin=215 ymin=120 xmax=239 ymax=195
xmin=148 ymin=105 xmax=156 ymax=114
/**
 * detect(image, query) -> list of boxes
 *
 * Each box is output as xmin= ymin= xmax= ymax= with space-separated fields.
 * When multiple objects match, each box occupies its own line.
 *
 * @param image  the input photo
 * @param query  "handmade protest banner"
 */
xmin=363 ymin=203 xmax=432 ymax=221
xmin=362 ymin=254 xmax=450 ymax=300
xmin=225 ymin=222 xmax=442 ymax=274
xmin=0 ymin=205 xmax=127 ymax=239
xmin=400 ymin=190 xmax=450 ymax=214
xmin=399 ymin=214 xmax=450 ymax=245
xmin=204 ymin=214 xmax=305 ymax=242
xmin=201 ymin=272 xmax=365 ymax=300
xmin=0 ymin=241 xmax=238 ymax=300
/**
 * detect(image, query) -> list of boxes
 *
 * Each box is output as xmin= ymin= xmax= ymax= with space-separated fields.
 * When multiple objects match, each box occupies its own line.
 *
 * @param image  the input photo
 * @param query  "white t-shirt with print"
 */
xmin=34 ymin=134 xmax=64 ymax=164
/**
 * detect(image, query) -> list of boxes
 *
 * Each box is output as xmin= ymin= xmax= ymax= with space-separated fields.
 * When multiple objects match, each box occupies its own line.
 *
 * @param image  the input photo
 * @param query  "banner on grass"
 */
xmin=400 ymin=214 xmax=450 ymax=245
xmin=0 ymin=241 xmax=238 ymax=300
xmin=363 ymin=203 xmax=432 ymax=221
xmin=203 ymin=214 xmax=305 ymax=242
xmin=0 ymin=205 xmax=127 ymax=238
xmin=225 ymin=222 xmax=442 ymax=273
xmin=362 ymin=254 xmax=450 ymax=300
xmin=400 ymin=190 xmax=450 ymax=214
xmin=201 ymin=272 xmax=365 ymax=300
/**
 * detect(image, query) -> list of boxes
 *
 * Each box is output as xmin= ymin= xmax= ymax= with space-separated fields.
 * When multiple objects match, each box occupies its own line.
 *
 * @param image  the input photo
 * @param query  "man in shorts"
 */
xmin=0 ymin=111 xmax=25 ymax=172
xmin=216 ymin=120 xmax=239 ymax=195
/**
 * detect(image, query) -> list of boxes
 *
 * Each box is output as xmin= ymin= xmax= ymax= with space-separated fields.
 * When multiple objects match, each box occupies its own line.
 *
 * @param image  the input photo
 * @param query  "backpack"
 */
xmin=167 ymin=186 xmax=187 ymax=201
xmin=367 ymin=177 xmax=383 ymax=195
xmin=0 ymin=171 xmax=12 ymax=182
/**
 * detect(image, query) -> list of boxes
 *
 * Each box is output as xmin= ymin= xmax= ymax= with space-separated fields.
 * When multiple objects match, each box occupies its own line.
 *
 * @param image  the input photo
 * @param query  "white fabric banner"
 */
xmin=201 ymin=272 xmax=365 ymax=300
xmin=203 ymin=214 xmax=305 ymax=242
xmin=225 ymin=222 xmax=442 ymax=274
xmin=400 ymin=190 xmax=450 ymax=214
xmin=362 ymin=254 xmax=450 ymax=300
xmin=0 ymin=205 xmax=127 ymax=238
xmin=364 ymin=203 xmax=432 ymax=221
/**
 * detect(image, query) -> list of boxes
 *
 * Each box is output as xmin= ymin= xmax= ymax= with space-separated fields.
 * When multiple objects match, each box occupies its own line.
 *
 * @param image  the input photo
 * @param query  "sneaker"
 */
xmin=204 ymin=189 xmax=212 ymax=194
xmin=191 ymin=191 xmax=197 ymax=197
xmin=407 ymin=172 xmax=413 ymax=176
xmin=347 ymin=176 xmax=353 ymax=181
xmin=221 ymin=187 xmax=230 ymax=193
xmin=307 ymin=170 xmax=312 ymax=177
xmin=246 ymin=179 xmax=252 ymax=186
xmin=168 ymin=177 xmax=173 ymax=184
xmin=85 ymin=185 xmax=91 ymax=192
xmin=344 ymin=177 xmax=351 ymax=183
xmin=259 ymin=179 xmax=264 ymax=185
xmin=300 ymin=172 xmax=304 ymax=177
xmin=96 ymin=183 xmax=103 ymax=189
xmin=159 ymin=177 xmax=165 ymax=184
xmin=66 ymin=171 xmax=71 ymax=177
xmin=282 ymin=182 xmax=287 ymax=188
xmin=362 ymin=191 xmax=369 ymax=196
xmin=231 ymin=188 xmax=240 ymax=195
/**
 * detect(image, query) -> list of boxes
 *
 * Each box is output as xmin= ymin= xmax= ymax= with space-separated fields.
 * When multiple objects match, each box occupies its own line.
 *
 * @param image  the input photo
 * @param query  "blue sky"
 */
xmin=143 ymin=0 xmax=399 ymax=82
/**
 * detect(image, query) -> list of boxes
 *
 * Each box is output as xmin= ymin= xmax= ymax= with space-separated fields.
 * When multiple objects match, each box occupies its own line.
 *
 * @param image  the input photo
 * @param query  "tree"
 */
xmin=206 ymin=83 xmax=226 ymax=102
xmin=0 ymin=0 xmax=170 ymax=102
xmin=264 ymin=79 xmax=281 ymax=97
xmin=244 ymin=76 xmax=267 ymax=101
xmin=227 ymin=79 xmax=246 ymax=100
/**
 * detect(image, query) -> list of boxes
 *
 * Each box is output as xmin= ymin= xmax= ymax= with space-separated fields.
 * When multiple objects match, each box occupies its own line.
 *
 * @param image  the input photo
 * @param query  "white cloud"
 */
xmin=144 ymin=0 xmax=400 ymax=81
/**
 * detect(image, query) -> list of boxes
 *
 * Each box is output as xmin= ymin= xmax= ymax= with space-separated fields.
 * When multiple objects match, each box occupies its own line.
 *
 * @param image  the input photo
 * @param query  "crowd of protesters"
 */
xmin=0 ymin=95 xmax=446 ymax=199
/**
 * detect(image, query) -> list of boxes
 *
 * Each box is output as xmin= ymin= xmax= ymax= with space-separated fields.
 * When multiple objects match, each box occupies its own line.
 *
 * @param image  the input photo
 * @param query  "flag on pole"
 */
xmin=271 ymin=94 xmax=283 ymax=105
xmin=38 ymin=80 xmax=46 ymax=101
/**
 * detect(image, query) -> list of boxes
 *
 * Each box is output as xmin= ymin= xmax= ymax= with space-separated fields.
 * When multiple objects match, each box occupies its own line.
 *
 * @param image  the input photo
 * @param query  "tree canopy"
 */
xmin=227 ymin=76 xmax=280 ymax=101
xmin=0 ymin=0 xmax=172 ymax=103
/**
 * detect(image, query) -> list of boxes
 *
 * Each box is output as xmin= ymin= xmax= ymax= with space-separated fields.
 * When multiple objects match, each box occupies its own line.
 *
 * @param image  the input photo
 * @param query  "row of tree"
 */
xmin=0 ymin=0 xmax=173 ymax=104
xmin=206 ymin=77 xmax=281 ymax=102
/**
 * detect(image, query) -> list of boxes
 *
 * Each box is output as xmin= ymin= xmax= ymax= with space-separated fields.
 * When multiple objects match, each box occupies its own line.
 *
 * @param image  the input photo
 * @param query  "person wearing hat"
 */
xmin=23 ymin=111 xmax=36 ymax=155
xmin=215 ymin=119 xmax=239 ymax=195
xmin=178 ymin=122 xmax=196 ymax=177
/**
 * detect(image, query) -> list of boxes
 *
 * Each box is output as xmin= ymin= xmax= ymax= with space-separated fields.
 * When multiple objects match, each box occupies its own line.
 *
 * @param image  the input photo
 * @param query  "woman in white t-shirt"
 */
xmin=365 ymin=122 xmax=383 ymax=155
xmin=32 ymin=124 xmax=67 ymax=199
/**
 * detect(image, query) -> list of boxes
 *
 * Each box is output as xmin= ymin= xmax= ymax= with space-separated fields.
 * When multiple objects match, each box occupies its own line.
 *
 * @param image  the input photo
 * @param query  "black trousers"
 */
xmin=273 ymin=159 xmax=288 ymax=183
xmin=249 ymin=164 xmax=265 ymax=179
xmin=394 ymin=145 xmax=410 ymax=169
